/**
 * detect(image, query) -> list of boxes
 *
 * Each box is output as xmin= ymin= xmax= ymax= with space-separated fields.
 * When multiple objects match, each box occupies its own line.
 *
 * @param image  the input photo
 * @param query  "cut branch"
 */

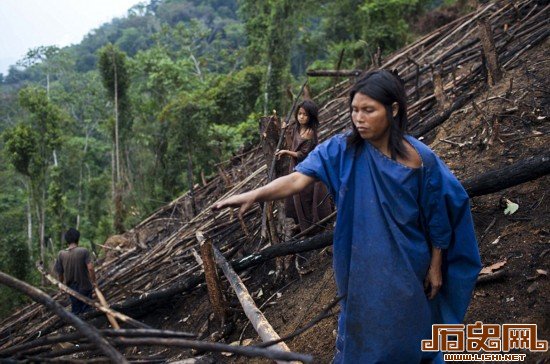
xmin=306 ymin=69 xmax=362 ymax=77
xmin=94 ymin=286 xmax=120 ymax=329
xmin=196 ymin=232 xmax=227 ymax=324
xmin=212 ymin=245 xmax=293 ymax=363
xmin=111 ymin=337 xmax=312 ymax=363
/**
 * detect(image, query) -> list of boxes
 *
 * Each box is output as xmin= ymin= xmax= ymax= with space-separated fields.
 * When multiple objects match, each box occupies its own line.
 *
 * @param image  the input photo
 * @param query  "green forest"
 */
xmin=0 ymin=0 xmax=465 ymax=317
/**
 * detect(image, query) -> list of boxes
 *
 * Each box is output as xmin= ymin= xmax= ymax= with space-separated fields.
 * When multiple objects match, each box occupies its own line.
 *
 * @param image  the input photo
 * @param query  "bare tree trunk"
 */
xmin=52 ymin=150 xmax=58 ymax=167
xmin=46 ymin=73 xmax=50 ymax=99
xmin=187 ymin=150 xmax=196 ymax=216
xmin=114 ymin=189 xmax=124 ymax=234
xmin=112 ymin=51 xmax=124 ymax=233
xmin=113 ymin=53 xmax=120 ymax=185
xmin=264 ymin=62 xmax=271 ymax=115
xmin=25 ymin=182 xmax=33 ymax=259
xmin=189 ymin=53 xmax=203 ymax=82
xmin=39 ymin=186 xmax=46 ymax=285
xmin=76 ymin=130 xmax=89 ymax=230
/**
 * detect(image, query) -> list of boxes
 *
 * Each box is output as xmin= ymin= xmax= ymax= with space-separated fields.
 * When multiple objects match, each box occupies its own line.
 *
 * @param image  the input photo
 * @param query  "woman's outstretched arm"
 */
xmin=212 ymin=172 xmax=315 ymax=216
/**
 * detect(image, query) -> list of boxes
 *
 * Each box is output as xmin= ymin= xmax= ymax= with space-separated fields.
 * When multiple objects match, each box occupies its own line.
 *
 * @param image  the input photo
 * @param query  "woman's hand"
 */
xmin=276 ymin=149 xmax=298 ymax=159
xmin=212 ymin=172 xmax=315 ymax=216
xmin=424 ymin=247 xmax=443 ymax=299
xmin=212 ymin=191 xmax=256 ymax=217
xmin=424 ymin=264 xmax=442 ymax=300
xmin=275 ymin=149 xmax=289 ymax=158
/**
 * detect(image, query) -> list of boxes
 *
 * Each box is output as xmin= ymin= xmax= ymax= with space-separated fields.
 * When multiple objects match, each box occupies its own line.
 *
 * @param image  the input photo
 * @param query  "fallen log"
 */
xmin=231 ymin=232 xmax=334 ymax=272
xmin=306 ymin=69 xmax=362 ymax=77
xmin=410 ymin=90 xmax=477 ymax=137
xmin=462 ymin=151 xmax=550 ymax=198
xmin=0 ymin=271 xmax=127 ymax=364
xmin=0 ymin=328 xmax=195 ymax=358
xmin=20 ymin=336 xmax=313 ymax=363
xmin=112 ymin=337 xmax=312 ymax=363
xmin=213 ymin=245 xmax=293 ymax=363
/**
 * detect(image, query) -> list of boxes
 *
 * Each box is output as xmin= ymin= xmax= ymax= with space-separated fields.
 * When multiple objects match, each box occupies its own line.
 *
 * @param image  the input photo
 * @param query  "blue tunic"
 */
xmin=295 ymin=134 xmax=481 ymax=363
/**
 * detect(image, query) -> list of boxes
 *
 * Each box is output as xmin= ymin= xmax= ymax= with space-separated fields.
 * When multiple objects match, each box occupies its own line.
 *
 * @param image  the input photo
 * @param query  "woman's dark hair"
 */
xmin=294 ymin=99 xmax=320 ymax=131
xmin=347 ymin=69 xmax=408 ymax=159
xmin=64 ymin=228 xmax=80 ymax=245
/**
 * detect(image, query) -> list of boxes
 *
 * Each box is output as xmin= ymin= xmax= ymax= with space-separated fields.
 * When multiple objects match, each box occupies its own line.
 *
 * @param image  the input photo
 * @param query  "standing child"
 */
xmin=276 ymin=100 xmax=332 ymax=234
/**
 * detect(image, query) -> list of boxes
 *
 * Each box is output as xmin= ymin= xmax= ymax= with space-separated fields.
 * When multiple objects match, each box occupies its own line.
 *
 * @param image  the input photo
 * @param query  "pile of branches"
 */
xmin=0 ymin=0 xmax=548 ymax=362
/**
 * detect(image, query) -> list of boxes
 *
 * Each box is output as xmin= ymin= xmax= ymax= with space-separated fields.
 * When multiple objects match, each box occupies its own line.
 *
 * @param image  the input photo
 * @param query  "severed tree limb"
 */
xmin=306 ymin=69 xmax=362 ymax=77
xmin=0 ymin=328 xmax=195 ymax=358
xmin=0 ymin=271 xmax=127 ymax=364
xmin=21 ymin=336 xmax=313 ymax=363
xmin=113 ymin=337 xmax=312 ymax=363
xmin=27 ymin=356 xmax=165 ymax=363
xmin=231 ymin=232 xmax=334 ymax=272
xmin=94 ymin=286 xmax=120 ymax=329
xmin=411 ymin=90 xmax=476 ymax=137
xmin=35 ymin=262 xmax=151 ymax=329
xmin=0 ymin=332 xmax=82 ymax=358
xmin=39 ymin=343 xmax=96 ymax=359
xmin=212 ymin=245 xmax=293 ymax=363
xmin=196 ymin=232 xmax=227 ymax=324
xmin=462 ymin=151 xmax=550 ymax=198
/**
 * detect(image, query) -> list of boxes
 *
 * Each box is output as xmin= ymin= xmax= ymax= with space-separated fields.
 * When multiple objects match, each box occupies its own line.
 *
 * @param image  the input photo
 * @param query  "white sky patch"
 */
xmin=0 ymin=0 xmax=143 ymax=75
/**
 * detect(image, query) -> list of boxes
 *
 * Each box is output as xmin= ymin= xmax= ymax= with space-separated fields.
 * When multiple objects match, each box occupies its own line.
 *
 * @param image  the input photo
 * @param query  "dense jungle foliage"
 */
xmin=0 ymin=0 xmax=466 ymax=316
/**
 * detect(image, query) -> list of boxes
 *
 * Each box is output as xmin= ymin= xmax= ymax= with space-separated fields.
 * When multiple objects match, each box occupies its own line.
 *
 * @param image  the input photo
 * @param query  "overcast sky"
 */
xmin=0 ymin=0 xmax=143 ymax=75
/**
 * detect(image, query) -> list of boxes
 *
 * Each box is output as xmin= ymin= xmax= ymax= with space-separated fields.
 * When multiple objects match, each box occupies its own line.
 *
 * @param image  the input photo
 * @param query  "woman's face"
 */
xmin=351 ymin=92 xmax=390 ymax=142
xmin=297 ymin=107 xmax=309 ymax=126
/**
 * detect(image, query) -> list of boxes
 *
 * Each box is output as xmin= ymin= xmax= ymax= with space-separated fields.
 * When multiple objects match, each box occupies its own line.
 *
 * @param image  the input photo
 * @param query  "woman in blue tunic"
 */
xmin=213 ymin=70 xmax=481 ymax=363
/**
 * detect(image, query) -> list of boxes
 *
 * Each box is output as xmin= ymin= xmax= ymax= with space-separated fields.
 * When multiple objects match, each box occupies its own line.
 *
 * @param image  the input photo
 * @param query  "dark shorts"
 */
xmin=68 ymin=283 xmax=93 ymax=315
